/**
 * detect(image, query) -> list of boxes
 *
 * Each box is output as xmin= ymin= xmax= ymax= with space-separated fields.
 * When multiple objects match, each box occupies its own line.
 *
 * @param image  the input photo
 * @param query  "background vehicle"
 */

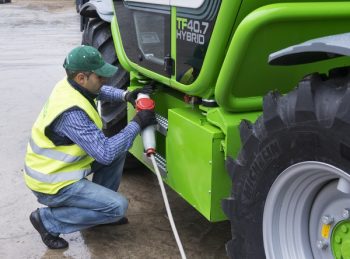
xmin=79 ymin=1 xmax=350 ymax=258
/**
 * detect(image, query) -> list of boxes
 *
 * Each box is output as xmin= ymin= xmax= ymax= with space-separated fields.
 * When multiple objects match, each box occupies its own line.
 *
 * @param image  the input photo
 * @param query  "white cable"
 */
xmin=150 ymin=154 xmax=187 ymax=259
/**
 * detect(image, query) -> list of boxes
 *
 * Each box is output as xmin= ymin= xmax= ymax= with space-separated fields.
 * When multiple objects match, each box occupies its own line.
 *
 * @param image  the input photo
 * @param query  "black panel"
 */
xmin=176 ymin=0 xmax=221 ymax=85
xmin=114 ymin=1 xmax=171 ymax=77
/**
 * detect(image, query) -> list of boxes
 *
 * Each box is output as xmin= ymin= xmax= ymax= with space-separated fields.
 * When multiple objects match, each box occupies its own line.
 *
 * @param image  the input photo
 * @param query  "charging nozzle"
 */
xmin=136 ymin=93 xmax=156 ymax=156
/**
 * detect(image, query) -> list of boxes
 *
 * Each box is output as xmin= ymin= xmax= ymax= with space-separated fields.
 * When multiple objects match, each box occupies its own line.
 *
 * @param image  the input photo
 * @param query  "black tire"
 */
xmin=222 ymin=67 xmax=350 ymax=258
xmin=82 ymin=18 xmax=129 ymax=136
xmin=77 ymin=0 xmax=89 ymax=32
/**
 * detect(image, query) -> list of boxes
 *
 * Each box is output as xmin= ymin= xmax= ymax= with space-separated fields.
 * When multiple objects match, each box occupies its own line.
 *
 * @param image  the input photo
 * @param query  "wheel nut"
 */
xmin=317 ymin=240 xmax=328 ymax=250
xmin=322 ymin=215 xmax=334 ymax=225
xmin=342 ymin=209 xmax=350 ymax=219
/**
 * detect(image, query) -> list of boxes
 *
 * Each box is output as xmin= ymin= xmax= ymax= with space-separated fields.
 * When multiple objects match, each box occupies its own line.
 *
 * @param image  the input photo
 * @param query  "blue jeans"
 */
xmin=32 ymin=153 xmax=128 ymax=236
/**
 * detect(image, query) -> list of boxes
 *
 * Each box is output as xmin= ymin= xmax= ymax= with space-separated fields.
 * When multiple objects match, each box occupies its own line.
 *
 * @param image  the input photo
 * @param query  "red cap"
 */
xmin=136 ymin=98 xmax=155 ymax=111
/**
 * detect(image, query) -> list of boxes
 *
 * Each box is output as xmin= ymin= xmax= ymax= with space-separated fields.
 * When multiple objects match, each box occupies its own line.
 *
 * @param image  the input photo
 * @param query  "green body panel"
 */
xmin=216 ymin=2 xmax=350 ymax=111
xmin=127 ymin=79 xmax=261 ymax=221
xmin=206 ymin=108 xmax=261 ymax=158
xmin=233 ymin=0 xmax=350 ymax=31
xmin=166 ymin=108 xmax=227 ymax=221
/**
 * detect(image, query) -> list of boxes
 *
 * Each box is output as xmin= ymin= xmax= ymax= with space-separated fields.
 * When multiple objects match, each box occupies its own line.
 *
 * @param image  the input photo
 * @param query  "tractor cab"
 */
xmin=113 ymin=0 xmax=235 ymax=98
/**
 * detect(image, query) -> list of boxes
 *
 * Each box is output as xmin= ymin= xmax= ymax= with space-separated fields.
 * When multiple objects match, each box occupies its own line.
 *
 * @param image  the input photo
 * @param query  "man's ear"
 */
xmin=75 ymin=73 xmax=86 ymax=85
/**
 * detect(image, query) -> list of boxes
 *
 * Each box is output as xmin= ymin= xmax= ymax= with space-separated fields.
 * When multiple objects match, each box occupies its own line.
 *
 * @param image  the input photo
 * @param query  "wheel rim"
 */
xmin=263 ymin=161 xmax=350 ymax=259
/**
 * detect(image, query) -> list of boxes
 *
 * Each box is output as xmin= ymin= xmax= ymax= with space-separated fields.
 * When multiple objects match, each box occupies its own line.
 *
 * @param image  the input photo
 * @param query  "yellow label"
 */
xmin=321 ymin=224 xmax=331 ymax=238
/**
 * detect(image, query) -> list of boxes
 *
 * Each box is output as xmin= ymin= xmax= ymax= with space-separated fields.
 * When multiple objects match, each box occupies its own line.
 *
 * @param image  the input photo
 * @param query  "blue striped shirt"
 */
xmin=51 ymin=85 xmax=140 ymax=165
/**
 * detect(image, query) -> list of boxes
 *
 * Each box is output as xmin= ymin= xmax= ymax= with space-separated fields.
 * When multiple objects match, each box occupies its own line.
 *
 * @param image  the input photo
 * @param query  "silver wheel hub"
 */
xmin=263 ymin=161 xmax=350 ymax=259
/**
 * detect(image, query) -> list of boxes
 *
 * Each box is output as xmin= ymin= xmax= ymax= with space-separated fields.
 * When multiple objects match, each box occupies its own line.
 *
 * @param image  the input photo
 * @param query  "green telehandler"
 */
xmin=79 ymin=0 xmax=350 ymax=258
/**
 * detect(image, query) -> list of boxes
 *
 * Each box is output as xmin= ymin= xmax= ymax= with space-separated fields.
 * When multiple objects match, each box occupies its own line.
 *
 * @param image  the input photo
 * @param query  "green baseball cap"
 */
xmin=63 ymin=45 xmax=117 ymax=77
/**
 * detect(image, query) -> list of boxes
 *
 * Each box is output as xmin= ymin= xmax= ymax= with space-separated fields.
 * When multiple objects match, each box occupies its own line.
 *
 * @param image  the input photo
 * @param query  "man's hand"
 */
xmin=132 ymin=110 xmax=157 ymax=130
xmin=124 ymin=85 xmax=155 ymax=107
xmin=124 ymin=88 xmax=141 ymax=107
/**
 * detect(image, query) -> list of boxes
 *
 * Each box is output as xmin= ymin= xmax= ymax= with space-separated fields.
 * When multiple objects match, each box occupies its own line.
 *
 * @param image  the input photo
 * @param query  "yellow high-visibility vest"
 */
xmin=24 ymin=78 xmax=102 ymax=194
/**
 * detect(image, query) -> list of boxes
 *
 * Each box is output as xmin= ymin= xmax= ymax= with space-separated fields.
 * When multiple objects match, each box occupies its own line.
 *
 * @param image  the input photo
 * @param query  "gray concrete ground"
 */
xmin=0 ymin=1 xmax=230 ymax=258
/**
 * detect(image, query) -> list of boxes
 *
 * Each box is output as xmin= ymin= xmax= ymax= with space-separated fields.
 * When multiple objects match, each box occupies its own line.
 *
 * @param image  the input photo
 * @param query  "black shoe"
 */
xmin=29 ymin=209 xmax=68 ymax=249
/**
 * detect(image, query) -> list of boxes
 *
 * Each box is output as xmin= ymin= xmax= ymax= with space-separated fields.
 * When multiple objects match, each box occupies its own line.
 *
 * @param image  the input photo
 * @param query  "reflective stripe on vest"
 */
xmin=24 ymin=164 xmax=91 ymax=183
xmin=29 ymin=138 xmax=87 ymax=163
